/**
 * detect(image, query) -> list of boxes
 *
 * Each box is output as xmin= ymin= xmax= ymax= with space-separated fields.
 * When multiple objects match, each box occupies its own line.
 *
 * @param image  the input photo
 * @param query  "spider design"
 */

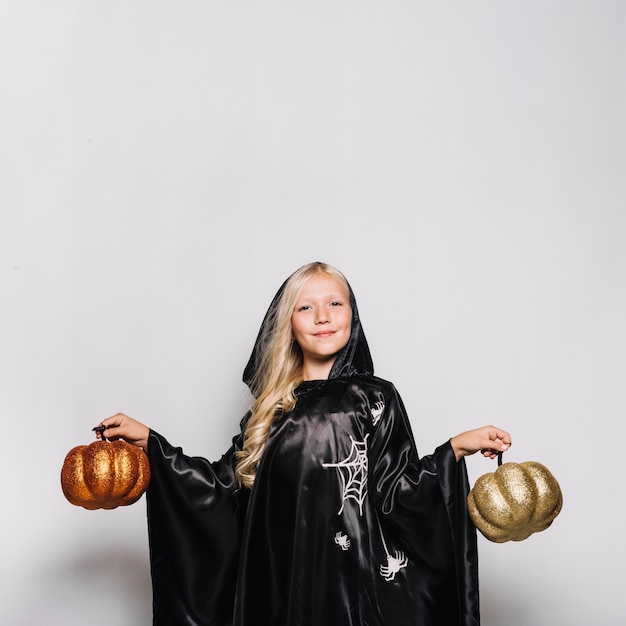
xmin=379 ymin=551 xmax=408 ymax=581
xmin=334 ymin=531 xmax=351 ymax=551
xmin=371 ymin=401 xmax=384 ymax=426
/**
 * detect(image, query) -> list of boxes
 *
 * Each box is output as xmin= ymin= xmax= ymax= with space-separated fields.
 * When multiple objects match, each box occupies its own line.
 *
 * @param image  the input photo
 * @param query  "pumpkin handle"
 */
xmin=92 ymin=424 xmax=108 ymax=442
xmin=497 ymin=451 xmax=503 ymax=466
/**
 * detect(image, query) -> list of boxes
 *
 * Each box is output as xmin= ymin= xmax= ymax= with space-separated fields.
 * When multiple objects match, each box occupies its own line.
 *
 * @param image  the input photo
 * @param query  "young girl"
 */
xmin=97 ymin=261 xmax=511 ymax=626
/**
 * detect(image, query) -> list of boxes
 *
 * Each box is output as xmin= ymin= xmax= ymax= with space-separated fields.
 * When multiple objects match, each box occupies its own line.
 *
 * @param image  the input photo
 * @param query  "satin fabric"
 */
xmin=146 ymin=271 xmax=479 ymax=625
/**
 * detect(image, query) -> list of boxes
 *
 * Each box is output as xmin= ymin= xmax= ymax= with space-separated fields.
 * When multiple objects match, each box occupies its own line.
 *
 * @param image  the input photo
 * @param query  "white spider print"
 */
xmin=379 ymin=551 xmax=409 ymax=581
xmin=322 ymin=434 xmax=369 ymax=516
xmin=371 ymin=401 xmax=384 ymax=426
xmin=376 ymin=512 xmax=409 ymax=582
xmin=334 ymin=531 xmax=351 ymax=551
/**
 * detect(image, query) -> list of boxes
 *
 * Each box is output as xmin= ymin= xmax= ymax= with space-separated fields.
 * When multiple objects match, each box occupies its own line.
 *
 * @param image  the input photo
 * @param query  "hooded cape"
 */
xmin=146 ymin=271 xmax=479 ymax=625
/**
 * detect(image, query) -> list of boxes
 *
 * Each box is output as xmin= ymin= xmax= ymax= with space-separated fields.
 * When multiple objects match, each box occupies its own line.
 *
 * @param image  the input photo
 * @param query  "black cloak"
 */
xmin=146 ymin=275 xmax=480 ymax=625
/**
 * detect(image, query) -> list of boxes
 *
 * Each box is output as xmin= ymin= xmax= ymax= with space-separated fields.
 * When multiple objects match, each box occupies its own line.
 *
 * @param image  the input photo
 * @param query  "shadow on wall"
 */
xmin=27 ymin=548 xmax=152 ymax=626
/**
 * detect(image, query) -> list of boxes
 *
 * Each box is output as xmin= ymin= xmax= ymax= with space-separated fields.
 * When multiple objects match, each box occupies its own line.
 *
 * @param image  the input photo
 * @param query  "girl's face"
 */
xmin=291 ymin=273 xmax=352 ymax=379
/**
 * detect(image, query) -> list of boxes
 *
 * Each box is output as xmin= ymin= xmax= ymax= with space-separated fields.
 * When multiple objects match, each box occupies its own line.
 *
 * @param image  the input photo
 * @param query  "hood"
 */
xmin=243 ymin=271 xmax=374 ymax=390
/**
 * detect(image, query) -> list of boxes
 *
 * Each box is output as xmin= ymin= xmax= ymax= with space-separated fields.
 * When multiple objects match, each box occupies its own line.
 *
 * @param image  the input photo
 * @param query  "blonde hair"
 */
xmin=235 ymin=262 xmax=350 ymax=488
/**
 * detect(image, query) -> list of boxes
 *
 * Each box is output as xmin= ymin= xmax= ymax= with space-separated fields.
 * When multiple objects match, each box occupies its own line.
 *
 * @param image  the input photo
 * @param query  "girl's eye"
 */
xmin=330 ymin=301 xmax=343 ymax=307
xmin=297 ymin=305 xmax=311 ymax=311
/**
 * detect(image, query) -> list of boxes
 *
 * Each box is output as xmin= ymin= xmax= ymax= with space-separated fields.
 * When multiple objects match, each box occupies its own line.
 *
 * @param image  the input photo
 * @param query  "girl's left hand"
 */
xmin=450 ymin=425 xmax=511 ymax=462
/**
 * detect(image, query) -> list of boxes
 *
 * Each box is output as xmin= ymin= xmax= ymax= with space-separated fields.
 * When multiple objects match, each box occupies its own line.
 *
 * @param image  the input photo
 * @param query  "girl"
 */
xmin=97 ymin=261 xmax=511 ymax=625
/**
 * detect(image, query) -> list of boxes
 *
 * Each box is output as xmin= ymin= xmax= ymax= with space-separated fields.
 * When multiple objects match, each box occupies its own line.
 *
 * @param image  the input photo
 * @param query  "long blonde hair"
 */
xmin=235 ymin=262 xmax=350 ymax=489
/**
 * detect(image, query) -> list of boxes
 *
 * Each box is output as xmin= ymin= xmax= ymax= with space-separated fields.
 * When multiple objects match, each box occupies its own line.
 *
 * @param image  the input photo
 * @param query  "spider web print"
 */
xmin=322 ymin=434 xmax=369 ymax=516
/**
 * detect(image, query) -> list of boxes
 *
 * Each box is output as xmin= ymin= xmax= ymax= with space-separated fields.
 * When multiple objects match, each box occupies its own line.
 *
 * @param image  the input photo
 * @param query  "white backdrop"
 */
xmin=1 ymin=2 xmax=624 ymax=624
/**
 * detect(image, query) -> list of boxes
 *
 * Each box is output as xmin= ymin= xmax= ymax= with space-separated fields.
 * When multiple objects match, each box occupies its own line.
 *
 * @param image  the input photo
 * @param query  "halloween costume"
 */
xmin=146 ymin=276 xmax=480 ymax=625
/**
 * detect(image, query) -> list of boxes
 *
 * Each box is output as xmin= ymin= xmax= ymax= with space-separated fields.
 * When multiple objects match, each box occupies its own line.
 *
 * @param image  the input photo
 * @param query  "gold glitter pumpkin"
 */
xmin=468 ymin=461 xmax=562 ymax=543
xmin=61 ymin=440 xmax=150 ymax=510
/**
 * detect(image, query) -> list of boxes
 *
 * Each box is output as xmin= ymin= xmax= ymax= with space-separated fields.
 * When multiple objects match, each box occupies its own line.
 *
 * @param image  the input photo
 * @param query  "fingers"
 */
xmin=92 ymin=413 xmax=150 ymax=449
xmin=481 ymin=449 xmax=500 ymax=459
xmin=492 ymin=427 xmax=512 ymax=446
xmin=482 ymin=425 xmax=511 ymax=445
xmin=479 ymin=425 xmax=512 ymax=458
xmin=451 ymin=424 xmax=513 ymax=461
xmin=482 ymin=438 xmax=509 ymax=452
xmin=93 ymin=413 xmax=130 ymax=440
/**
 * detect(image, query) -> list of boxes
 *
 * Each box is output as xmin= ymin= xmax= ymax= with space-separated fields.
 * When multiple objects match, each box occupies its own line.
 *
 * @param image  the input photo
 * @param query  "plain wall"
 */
xmin=1 ymin=1 xmax=624 ymax=624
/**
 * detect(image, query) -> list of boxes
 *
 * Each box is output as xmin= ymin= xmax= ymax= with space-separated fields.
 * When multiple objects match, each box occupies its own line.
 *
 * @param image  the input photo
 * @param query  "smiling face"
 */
xmin=291 ymin=272 xmax=352 ymax=380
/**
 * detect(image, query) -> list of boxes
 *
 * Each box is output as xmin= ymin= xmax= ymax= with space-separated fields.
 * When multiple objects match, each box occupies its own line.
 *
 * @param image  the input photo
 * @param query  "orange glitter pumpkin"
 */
xmin=61 ymin=439 xmax=150 ymax=510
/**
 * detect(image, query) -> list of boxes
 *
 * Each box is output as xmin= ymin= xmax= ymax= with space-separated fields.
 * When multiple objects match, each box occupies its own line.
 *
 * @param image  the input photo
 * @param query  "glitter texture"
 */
xmin=61 ymin=440 xmax=151 ymax=510
xmin=467 ymin=461 xmax=562 ymax=543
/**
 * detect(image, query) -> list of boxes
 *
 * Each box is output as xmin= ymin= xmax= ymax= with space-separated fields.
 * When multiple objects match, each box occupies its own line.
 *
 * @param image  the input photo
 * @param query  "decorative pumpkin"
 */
xmin=61 ymin=436 xmax=150 ymax=510
xmin=467 ymin=456 xmax=562 ymax=543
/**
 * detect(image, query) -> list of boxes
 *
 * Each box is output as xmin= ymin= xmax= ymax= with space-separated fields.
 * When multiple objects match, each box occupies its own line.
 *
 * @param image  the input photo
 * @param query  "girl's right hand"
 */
xmin=95 ymin=413 xmax=150 ymax=450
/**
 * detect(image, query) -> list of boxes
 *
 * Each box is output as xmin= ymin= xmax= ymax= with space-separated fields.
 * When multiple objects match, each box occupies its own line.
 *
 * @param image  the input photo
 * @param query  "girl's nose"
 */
xmin=315 ymin=310 xmax=330 ymax=324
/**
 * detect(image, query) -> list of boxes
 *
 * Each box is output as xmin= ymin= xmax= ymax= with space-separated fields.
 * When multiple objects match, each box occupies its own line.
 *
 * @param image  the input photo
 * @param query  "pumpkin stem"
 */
xmin=497 ymin=451 xmax=503 ymax=466
xmin=92 ymin=424 xmax=108 ymax=442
